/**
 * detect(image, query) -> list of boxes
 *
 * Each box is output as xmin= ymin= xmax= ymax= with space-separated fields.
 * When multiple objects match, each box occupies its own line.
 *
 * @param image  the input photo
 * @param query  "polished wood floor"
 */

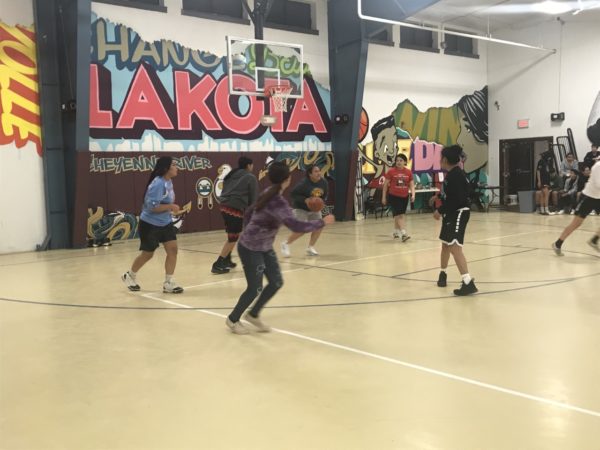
xmin=1 ymin=211 xmax=599 ymax=450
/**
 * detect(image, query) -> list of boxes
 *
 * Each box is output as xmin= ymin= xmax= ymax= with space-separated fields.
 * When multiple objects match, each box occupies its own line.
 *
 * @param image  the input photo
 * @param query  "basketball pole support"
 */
xmin=328 ymin=0 xmax=369 ymax=221
xmin=241 ymin=0 xmax=274 ymax=93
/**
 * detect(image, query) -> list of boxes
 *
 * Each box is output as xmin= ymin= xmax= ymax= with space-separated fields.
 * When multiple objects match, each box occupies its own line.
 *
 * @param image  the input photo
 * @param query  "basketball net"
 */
xmin=266 ymin=85 xmax=293 ymax=113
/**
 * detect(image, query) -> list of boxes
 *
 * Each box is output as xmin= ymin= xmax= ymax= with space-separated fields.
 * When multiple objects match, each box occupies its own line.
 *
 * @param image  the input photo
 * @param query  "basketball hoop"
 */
xmin=265 ymin=85 xmax=293 ymax=113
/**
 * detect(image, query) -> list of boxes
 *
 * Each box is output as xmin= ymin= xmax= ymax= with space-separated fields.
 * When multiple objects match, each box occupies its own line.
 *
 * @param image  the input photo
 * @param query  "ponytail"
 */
xmin=254 ymin=162 xmax=290 ymax=211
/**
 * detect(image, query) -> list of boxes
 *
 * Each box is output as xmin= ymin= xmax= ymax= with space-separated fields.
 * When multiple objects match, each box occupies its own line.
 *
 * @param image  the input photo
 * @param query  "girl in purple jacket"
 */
xmin=226 ymin=162 xmax=335 ymax=335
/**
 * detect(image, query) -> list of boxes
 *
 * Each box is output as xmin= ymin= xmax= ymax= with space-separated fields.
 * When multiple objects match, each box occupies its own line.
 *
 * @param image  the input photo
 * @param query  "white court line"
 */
xmin=474 ymin=230 xmax=548 ymax=243
xmin=142 ymin=245 xmax=442 ymax=295
xmin=143 ymin=294 xmax=600 ymax=419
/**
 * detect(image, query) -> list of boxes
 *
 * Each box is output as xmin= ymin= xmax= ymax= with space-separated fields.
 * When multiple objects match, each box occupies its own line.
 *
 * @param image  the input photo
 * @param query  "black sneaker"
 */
xmin=211 ymin=260 xmax=230 ymax=275
xmin=453 ymin=280 xmax=478 ymax=296
xmin=224 ymin=256 xmax=237 ymax=269
xmin=437 ymin=271 xmax=447 ymax=287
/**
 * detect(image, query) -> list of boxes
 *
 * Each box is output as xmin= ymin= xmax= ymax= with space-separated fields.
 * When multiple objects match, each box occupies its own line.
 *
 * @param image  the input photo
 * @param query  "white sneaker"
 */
xmin=551 ymin=242 xmax=563 ymax=256
xmin=558 ymin=210 xmax=565 ymax=215
xmin=281 ymin=241 xmax=291 ymax=258
xmin=393 ymin=230 xmax=400 ymax=239
xmin=121 ymin=271 xmax=140 ymax=291
xmin=163 ymin=279 xmax=184 ymax=294
xmin=401 ymin=234 xmax=411 ymax=242
xmin=226 ymin=318 xmax=249 ymax=335
xmin=306 ymin=246 xmax=319 ymax=256
xmin=244 ymin=313 xmax=271 ymax=332
xmin=590 ymin=211 xmax=597 ymax=216
xmin=570 ymin=211 xmax=575 ymax=215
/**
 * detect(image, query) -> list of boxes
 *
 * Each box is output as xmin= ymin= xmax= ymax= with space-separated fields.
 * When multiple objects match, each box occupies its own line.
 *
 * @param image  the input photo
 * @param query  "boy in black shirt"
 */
xmin=434 ymin=145 xmax=478 ymax=296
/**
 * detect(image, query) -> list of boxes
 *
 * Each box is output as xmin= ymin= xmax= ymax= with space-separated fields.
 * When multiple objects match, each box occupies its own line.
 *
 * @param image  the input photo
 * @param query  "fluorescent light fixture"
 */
xmin=532 ymin=1 xmax=573 ymax=14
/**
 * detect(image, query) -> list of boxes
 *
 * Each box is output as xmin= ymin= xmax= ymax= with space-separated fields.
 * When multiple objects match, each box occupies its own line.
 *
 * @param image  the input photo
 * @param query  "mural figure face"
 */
xmin=370 ymin=116 xmax=398 ymax=168
xmin=457 ymin=87 xmax=488 ymax=173
xmin=375 ymin=127 xmax=397 ymax=167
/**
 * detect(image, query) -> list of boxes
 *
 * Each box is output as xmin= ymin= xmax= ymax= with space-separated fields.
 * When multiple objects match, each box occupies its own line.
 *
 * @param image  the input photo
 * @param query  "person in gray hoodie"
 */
xmin=212 ymin=157 xmax=259 ymax=274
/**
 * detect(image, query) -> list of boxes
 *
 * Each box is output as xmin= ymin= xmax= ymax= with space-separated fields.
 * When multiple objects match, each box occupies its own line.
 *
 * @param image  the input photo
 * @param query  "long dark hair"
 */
xmin=146 ymin=156 xmax=173 ymax=191
xmin=458 ymin=86 xmax=488 ymax=144
xmin=254 ymin=162 xmax=290 ymax=211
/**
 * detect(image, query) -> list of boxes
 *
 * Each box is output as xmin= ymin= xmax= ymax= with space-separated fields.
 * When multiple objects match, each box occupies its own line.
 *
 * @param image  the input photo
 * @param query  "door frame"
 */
xmin=499 ymin=136 xmax=554 ymax=205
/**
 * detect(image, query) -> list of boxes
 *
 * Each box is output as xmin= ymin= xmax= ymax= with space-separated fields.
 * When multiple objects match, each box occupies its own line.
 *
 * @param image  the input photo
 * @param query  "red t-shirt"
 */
xmin=385 ymin=167 xmax=413 ymax=198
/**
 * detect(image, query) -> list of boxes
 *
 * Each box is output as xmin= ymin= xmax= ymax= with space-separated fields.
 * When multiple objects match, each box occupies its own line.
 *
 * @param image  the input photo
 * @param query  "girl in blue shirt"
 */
xmin=122 ymin=156 xmax=183 ymax=294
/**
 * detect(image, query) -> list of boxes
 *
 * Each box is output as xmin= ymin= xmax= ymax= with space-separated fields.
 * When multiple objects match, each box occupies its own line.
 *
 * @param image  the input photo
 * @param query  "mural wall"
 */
xmin=358 ymin=87 xmax=488 ymax=210
xmin=89 ymin=14 xmax=331 ymax=152
xmin=0 ymin=7 xmax=46 ymax=253
xmin=81 ymin=12 xmax=334 ymax=244
xmin=85 ymin=151 xmax=333 ymax=245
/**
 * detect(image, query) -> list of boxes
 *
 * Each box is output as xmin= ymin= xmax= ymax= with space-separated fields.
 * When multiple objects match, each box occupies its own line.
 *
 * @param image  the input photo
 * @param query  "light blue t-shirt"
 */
xmin=140 ymin=177 xmax=175 ymax=226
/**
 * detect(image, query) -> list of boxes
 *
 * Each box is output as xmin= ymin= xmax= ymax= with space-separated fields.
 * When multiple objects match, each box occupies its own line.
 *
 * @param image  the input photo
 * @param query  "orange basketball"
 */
xmin=358 ymin=108 xmax=369 ymax=142
xmin=307 ymin=197 xmax=325 ymax=212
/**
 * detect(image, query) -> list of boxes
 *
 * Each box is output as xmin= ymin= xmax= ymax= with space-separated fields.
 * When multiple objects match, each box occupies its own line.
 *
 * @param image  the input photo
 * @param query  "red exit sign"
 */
xmin=517 ymin=119 xmax=529 ymax=129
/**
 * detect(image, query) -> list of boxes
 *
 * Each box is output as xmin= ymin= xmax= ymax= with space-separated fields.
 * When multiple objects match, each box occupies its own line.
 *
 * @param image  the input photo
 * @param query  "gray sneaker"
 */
xmin=401 ymin=234 xmax=411 ymax=242
xmin=226 ymin=318 xmax=250 ymax=335
xmin=244 ymin=313 xmax=271 ymax=332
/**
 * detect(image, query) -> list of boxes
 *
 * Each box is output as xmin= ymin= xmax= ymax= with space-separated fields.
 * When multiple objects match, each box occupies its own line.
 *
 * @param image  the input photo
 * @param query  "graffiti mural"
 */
xmin=359 ymin=86 xmax=488 ymax=177
xmin=0 ymin=22 xmax=42 ymax=156
xmin=90 ymin=15 xmax=331 ymax=152
xmin=80 ymin=150 xmax=333 ymax=244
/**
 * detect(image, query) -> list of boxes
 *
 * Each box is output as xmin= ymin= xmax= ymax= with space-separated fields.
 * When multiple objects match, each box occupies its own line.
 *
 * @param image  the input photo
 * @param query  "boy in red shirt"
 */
xmin=382 ymin=154 xmax=416 ymax=241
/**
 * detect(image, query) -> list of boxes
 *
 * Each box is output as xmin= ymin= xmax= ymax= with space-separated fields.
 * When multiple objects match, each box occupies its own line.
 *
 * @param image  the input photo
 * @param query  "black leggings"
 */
xmin=228 ymin=243 xmax=284 ymax=323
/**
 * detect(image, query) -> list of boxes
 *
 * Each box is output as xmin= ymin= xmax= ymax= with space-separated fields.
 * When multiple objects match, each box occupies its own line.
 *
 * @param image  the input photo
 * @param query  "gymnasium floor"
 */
xmin=1 ymin=211 xmax=599 ymax=450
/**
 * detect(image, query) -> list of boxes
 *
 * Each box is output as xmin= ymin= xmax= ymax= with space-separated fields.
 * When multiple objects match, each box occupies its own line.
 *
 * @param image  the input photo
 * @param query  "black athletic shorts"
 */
xmin=439 ymin=208 xmax=471 ymax=246
xmin=220 ymin=205 xmax=244 ymax=242
xmin=138 ymin=220 xmax=177 ymax=252
xmin=575 ymin=194 xmax=600 ymax=218
xmin=388 ymin=194 xmax=409 ymax=216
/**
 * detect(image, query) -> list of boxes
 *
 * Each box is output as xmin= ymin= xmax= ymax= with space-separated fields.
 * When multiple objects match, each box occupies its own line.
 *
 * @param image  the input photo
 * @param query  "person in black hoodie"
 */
xmin=434 ymin=145 xmax=478 ymax=296
xmin=212 ymin=157 xmax=258 ymax=274
xmin=281 ymin=165 xmax=328 ymax=257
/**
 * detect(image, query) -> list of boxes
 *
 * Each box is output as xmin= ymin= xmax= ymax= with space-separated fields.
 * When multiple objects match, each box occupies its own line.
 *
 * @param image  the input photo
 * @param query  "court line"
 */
xmin=143 ymin=294 xmax=600 ymax=419
xmin=473 ymin=230 xmax=548 ymax=243
xmin=2 ymin=270 xmax=598 ymax=311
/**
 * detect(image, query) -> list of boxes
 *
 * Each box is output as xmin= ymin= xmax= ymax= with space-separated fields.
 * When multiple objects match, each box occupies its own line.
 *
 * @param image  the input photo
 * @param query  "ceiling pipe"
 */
xmin=357 ymin=0 xmax=557 ymax=53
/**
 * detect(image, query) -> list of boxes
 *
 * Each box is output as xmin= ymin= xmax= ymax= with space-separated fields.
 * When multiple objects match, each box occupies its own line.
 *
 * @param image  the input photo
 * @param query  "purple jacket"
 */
xmin=239 ymin=194 xmax=325 ymax=252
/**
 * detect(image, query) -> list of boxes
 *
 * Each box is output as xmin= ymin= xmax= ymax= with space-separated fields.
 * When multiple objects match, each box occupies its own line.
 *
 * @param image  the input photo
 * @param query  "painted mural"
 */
xmin=90 ymin=14 xmax=331 ymax=152
xmin=0 ymin=22 xmax=41 ymax=156
xmin=84 ymin=150 xmax=334 ymax=245
xmin=359 ymin=86 xmax=488 ymax=178
xmin=357 ymin=87 xmax=488 ymax=214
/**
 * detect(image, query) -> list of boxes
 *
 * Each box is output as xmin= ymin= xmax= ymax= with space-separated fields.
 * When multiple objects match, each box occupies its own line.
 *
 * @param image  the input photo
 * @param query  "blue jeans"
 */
xmin=228 ymin=243 xmax=284 ymax=323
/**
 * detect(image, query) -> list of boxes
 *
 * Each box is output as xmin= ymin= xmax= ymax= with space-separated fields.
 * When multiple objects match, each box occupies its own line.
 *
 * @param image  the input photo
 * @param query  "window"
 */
xmin=443 ymin=32 xmax=479 ymax=58
xmin=266 ymin=0 xmax=318 ymax=35
xmin=181 ymin=0 xmax=250 ymax=24
xmin=399 ymin=25 xmax=438 ymax=53
xmin=367 ymin=24 xmax=394 ymax=46
xmin=92 ymin=0 xmax=167 ymax=13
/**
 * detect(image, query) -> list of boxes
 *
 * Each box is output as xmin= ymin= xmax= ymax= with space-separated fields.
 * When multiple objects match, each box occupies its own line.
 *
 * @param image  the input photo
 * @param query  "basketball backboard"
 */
xmin=226 ymin=36 xmax=304 ymax=99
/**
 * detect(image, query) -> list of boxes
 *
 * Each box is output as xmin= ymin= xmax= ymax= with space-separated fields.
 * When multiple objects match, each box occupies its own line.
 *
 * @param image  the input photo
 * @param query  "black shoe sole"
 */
xmin=437 ymin=282 xmax=447 ymax=287
xmin=453 ymin=287 xmax=478 ymax=296
xmin=211 ymin=268 xmax=230 ymax=275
